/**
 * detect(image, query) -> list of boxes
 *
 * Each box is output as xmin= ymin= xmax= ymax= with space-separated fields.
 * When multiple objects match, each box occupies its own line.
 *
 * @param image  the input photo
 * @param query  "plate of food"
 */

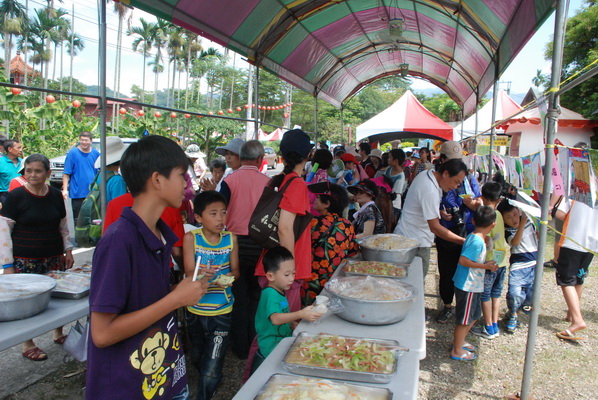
xmin=344 ymin=260 xmax=408 ymax=279
xmin=47 ymin=271 xmax=91 ymax=299
xmin=254 ymin=374 xmax=392 ymax=399
xmin=282 ymin=332 xmax=400 ymax=383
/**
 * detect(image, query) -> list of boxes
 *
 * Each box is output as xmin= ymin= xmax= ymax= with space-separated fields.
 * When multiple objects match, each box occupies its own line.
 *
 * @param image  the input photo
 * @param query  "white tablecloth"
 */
xmin=233 ymin=336 xmax=420 ymax=400
xmin=296 ymin=257 xmax=427 ymax=359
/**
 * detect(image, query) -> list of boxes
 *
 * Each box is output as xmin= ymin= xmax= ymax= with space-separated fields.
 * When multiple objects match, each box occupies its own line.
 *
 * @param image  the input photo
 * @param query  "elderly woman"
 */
xmin=348 ymin=179 xmax=386 ymax=238
xmin=301 ymin=182 xmax=359 ymax=306
xmin=2 ymin=154 xmax=74 ymax=361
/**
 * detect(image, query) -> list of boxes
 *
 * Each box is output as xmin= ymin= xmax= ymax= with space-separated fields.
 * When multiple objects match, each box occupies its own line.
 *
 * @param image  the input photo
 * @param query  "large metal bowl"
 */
xmin=0 ymin=274 xmax=56 ymax=322
xmin=326 ymin=276 xmax=415 ymax=325
xmin=358 ymin=234 xmax=419 ymax=264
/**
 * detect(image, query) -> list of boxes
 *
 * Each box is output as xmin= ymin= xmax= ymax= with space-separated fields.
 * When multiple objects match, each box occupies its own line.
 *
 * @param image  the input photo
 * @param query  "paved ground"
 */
xmin=0 ymin=248 xmax=94 ymax=400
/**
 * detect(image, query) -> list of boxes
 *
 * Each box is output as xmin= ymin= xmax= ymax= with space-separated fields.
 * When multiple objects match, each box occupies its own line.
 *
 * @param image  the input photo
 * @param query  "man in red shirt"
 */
xmin=103 ymin=193 xmax=185 ymax=267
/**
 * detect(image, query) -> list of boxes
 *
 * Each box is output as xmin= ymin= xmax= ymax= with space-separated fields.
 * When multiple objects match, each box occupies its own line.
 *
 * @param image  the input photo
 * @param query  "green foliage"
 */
xmin=419 ymin=93 xmax=461 ymax=122
xmin=545 ymin=1 xmax=598 ymax=118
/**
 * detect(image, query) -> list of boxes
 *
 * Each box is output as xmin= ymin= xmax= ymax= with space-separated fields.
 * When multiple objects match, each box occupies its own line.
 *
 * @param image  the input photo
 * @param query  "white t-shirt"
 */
xmin=558 ymin=199 xmax=598 ymax=253
xmin=394 ymin=169 xmax=441 ymax=247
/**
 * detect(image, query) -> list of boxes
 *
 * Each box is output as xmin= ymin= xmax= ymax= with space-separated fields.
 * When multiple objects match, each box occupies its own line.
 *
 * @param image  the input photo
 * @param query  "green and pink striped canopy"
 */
xmin=124 ymin=0 xmax=555 ymax=114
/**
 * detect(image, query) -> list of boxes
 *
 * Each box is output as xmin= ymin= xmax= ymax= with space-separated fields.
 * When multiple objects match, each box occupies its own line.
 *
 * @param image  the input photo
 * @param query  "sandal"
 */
xmin=450 ymin=350 xmax=477 ymax=361
xmin=544 ymin=260 xmax=558 ymax=269
xmin=22 ymin=347 xmax=48 ymax=361
xmin=449 ymin=342 xmax=476 ymax=352
xmin=53 ymin=335 xmax=67 ymax=345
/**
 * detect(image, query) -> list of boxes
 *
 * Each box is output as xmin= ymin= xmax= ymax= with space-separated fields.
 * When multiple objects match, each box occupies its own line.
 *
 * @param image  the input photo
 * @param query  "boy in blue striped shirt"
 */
xmin=498 ymin=201 xmax=538 ymax=333
xmin=184 ymin=191 xmax=239 ymax=400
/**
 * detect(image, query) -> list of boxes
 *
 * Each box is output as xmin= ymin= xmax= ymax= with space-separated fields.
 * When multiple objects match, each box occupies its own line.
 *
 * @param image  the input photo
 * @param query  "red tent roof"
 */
xmin=356 ymin=90 xmax=453 ymax=143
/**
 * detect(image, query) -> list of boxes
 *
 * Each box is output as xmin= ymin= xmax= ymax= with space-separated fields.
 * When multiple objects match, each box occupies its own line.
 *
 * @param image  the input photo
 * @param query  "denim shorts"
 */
xmin=481 ymin=266 xmax=506 ymax=302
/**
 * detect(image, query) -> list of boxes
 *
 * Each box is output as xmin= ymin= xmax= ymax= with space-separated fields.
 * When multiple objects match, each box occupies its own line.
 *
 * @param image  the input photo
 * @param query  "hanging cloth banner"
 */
xmin=551 ymin=152 xmax=565 ymax=196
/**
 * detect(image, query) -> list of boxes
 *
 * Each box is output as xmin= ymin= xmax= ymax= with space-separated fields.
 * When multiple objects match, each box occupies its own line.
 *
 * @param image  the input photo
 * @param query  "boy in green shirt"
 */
xmin=250 ymin=246 xmax=322 ymax=374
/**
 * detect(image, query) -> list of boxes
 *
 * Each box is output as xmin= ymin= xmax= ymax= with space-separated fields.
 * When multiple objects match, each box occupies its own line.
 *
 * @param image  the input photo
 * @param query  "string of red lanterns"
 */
xmin=65 ymin=100 xmax=294 ymax=118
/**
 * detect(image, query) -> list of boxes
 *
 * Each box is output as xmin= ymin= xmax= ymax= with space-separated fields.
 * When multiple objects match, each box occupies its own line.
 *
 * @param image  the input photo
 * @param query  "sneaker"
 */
xmin=435 ymin=307 xmax=455 ymax=324
xmin=505 ymin=314 xmax=519 ymax=333
xmin=471 ymin=324 xmax=497 ymax=339
xmin=521 ymin=305 xmax=533 ymax=315
xmin=492 ymin=322 xmax=500 ymax=337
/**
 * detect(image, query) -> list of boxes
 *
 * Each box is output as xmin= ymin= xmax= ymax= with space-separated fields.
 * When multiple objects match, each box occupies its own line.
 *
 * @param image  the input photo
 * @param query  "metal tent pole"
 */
xmin=314 ymin=94 xmax=319 ymax=146
xmin=98 ymin=0 xmax=108 ymax=220
xmin=488 ymin=75 xmax=499 ymax=178
xmin=245 ymin=64 xmax=253 ymax=140
xmin=520 ymin=0 xmax=568 ymax=398
xmin=254 ymin=65 xmax=259 ymax=140
xmin=340 ymin=104 xmax=344 ymax=145
xmin=473 ymin=90 xmax=479 ymax=175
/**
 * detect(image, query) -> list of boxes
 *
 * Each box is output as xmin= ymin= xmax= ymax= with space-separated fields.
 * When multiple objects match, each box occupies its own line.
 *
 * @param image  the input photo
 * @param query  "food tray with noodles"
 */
xmin=343 ymin=259 xmax=408 ymax=279
xmin=358 ymin=234 xmax=419 ymax=264
xmin=47 ymin=271 xmax=91 ymax=299
xmin=254 ymin=374 xmax=392 ymax=400
xmin=282 ymin=332 xmax=400 ymax=383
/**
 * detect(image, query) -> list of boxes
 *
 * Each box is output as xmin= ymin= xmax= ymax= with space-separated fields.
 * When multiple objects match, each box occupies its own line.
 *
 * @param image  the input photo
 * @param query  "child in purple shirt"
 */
xmin=87 ymin=136 xmax=211 ymax=400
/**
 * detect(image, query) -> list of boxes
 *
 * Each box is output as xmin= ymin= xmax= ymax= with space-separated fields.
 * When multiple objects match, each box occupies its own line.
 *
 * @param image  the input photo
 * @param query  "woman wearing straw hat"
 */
xmin=93 ymin=136 xmax=129 ymax=203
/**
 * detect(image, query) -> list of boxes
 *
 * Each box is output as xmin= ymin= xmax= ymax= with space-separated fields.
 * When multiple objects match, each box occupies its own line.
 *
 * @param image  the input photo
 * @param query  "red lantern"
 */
xmin=119 ymin=107 xmax=127 ymax=115
xmin=217 ymin=110 xmax=224 ymax=115
xmin=137 ymin=110 xmax=145 ymax=117
xmin=197 ymin=114 xmax=203 ymax=118
xmin=208 ymin=111 xmax=214 ymax=115
xmin=283 ymin=113 xmax=289 ymax=118
xmin=11 ymin=87 xmax=21 ymax=95
xmin=184 ymin=113 xmax=191 ymax=118
xmin=252 ymin=104 xmax=255 ymax=108
xmin=154 ymin=111 xmax=162 ymax=118
xmin=46 ymin=95 xmax=55 ymax=104
xmin=236 ymin=106 xmax=242 ymax=112
xmin=170 ymin=112 xmax=177 ymax=118
xmin=227 ymin=108 xmax=233 ymax=114
xmin=244 ymin=104 xmax=250 ymax=109
xmin=72 ymin=100 xmax=81 ymax=108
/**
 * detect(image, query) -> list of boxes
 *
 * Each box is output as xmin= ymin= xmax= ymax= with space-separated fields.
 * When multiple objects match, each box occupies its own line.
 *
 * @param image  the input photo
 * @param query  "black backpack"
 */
xmin=248 ymin=176 xmax=312 ymax=249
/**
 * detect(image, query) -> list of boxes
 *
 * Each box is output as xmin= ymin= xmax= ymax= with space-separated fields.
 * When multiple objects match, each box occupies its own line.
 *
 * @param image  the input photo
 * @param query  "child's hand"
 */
xmin=173 ymin=276 xmax=209 ymax=307
xmin=519 ymin=211 xmax=528 ymax=224
xmin=484 ymin=260 xmax=498 ymax=272
xmin=300 ymin=305 xmax=324 ymax=322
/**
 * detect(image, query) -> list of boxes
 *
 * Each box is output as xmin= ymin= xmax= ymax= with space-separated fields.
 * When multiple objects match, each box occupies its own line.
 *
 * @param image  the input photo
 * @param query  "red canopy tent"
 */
xmin=356 ymin=90 xmax=454 ymax=143
xmin=259 ymin=127 xmax=284 ymax=141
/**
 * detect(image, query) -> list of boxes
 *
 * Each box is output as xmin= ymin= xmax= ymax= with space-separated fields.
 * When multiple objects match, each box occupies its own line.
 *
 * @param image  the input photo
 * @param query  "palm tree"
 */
xmin=182 ymin=32 xmax=202 ymax=108
xmin=166 ymin=25 xmax=184 ymax=108
xmin=532 ymin=69 xmax=547 ymax=89
xmin=49 ymin=8 xmax=69 ymax=82
xmin=191 ymin=48 xmax=223 ymax=108
xmin=113 ymin=2 xmax=131 ymax=99
xmin=66 ymin=32 xmax=84 ymax=94
xmin=0 ymin=0 xmax=30 ymax=81
xmin=128 ymin=18 xmax=154 ymax=103
xmin=148 ymin=53 xmax=164 ymax=105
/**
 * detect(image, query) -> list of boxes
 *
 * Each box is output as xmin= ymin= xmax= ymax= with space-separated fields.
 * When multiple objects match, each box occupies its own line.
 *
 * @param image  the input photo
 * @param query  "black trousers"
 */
xmin=229 ymin=235 xmax=263 ymax=359
xmin=435 ymin=236 xmax=463 ymax=306
xmin=71 ymin=197 xmax=85 ymax=223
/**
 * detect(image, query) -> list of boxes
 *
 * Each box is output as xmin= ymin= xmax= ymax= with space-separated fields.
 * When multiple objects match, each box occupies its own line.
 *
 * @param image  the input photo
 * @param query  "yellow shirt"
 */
xmin=485 ymin=210 xmax=509 ymax=267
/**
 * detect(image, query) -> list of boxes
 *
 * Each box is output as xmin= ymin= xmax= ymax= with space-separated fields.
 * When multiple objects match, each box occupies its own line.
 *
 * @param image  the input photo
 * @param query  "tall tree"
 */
xmin=66 ymin=31 xmax=84 ymax=94
xmin=112 ymin=1 xmax=131 ymax=99
xmin=128 ymin=18 xmax=154 ymax=104
xmin=166 ymin=24 xmax=184 ymax=108
xmin=0 ymin=0 xmax=30 ymax=81
xmin=150 ymin=18 xmax=169 ymax=105
xmin=545 ymin=1 xmax=597 ymax=118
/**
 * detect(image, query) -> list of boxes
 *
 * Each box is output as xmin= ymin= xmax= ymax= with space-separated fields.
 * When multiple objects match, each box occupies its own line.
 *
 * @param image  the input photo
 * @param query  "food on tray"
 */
xmin=345 ymin=261 xmax=407 ymax=278
xmin=362 ymin=234 xmax=419 ymax=250
xmin=47 ymin=272 xmax=91 ymax=294
xmin=67 ymin=263 xmax=92 ymax=275
xmin=256 ymin=375 xmax=389 ymax=400
xmin=212 ymin=274 xmax=235 ymax=286
xmin=328 ymin=276 xmax=413 ymax=301
xmin=285 ymin=334 xmax=396 ymax=374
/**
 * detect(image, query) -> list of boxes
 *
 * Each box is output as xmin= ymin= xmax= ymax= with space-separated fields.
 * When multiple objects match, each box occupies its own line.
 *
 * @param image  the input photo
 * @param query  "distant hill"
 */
xmin=83 ymin=85 xmax=130 ymax=99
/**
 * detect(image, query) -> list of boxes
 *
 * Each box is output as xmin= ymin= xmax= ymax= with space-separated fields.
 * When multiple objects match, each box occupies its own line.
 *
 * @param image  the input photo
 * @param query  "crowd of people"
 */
xmin=0 ymin=129 xmax=593 ymax=399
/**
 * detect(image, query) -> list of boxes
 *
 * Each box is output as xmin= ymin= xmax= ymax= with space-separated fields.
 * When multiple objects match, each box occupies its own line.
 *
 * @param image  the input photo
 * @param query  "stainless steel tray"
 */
xmin=282 ymin=332 xmax=400 ymax=383
xmin=342 ymin=259 xmax=409 ymax=280
xmin=47 ymin=271 xmax=91 ymax=300
xmin=254 ymin=373 xmax=392 ymax=399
